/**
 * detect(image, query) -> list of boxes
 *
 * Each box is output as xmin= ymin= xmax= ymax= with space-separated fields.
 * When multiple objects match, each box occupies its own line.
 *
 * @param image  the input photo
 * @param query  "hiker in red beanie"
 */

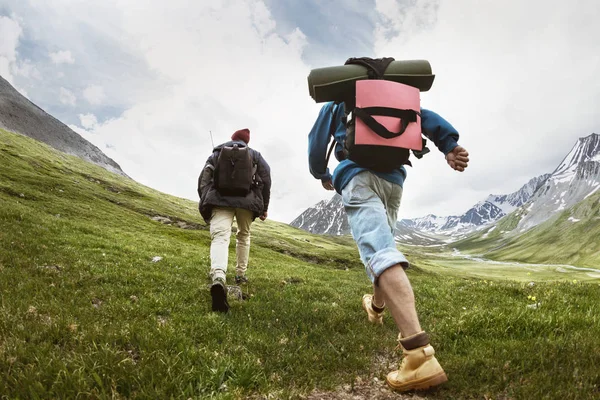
xmin=198 ymin=128 xmax=271 ymax=313
xmin=231 ymin=128 xmax=250 ymax=144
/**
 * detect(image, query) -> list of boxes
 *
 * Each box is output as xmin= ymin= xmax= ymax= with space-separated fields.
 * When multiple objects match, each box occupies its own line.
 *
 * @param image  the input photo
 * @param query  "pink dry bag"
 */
xmin=353 ymin=79 xmax=422 ymax=151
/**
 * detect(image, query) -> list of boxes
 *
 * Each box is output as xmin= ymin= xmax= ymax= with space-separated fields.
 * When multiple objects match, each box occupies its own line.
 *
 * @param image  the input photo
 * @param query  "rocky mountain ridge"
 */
xmin=0 ymin=75 xmax=125 ymax=176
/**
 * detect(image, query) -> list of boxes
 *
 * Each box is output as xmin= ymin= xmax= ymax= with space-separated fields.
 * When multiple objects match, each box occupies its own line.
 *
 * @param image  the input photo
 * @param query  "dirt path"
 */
xmin=306 ymin=384 xmax=430 ymax=399
xmin=304 ymin=353 xmax=435 ymax=400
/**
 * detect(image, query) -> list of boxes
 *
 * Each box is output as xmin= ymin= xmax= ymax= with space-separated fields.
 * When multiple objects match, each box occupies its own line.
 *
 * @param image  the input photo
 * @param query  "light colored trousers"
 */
xmin=341 ymin=171 xmax=409 ymax=283
xmin=209 ymin=206 xmax=254 ymax=281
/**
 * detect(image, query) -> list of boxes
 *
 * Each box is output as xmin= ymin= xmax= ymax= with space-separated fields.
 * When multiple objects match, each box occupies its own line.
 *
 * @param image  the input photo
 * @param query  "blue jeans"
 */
xmin=341 ymin=171 xmax=408 ymax=283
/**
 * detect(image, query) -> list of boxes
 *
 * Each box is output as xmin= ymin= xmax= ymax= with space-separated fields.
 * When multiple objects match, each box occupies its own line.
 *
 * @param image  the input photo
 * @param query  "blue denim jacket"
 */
xmin=308 ymin=102 xmax=461 ymax=193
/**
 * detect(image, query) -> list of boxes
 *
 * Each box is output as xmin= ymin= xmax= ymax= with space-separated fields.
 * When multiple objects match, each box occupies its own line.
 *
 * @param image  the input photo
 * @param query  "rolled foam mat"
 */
xmin=308 ymin=59 xmax=435 ymax=103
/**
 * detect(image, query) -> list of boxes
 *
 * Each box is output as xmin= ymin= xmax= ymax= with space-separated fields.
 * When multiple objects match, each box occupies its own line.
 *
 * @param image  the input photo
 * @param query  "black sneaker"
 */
xmin=210 ymin=278 xmax=229 ymax=313
xmin=235 ymin=275 xmax=248 ymax=285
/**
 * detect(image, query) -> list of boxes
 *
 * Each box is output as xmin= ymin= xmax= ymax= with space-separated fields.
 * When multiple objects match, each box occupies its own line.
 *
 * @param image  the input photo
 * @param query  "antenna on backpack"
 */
xmin=209 ymin=130 xmax=215 ymax=148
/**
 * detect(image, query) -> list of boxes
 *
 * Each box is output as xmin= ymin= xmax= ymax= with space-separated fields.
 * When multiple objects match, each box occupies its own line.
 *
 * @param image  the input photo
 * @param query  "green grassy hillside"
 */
xmin=454 ymin=193 xmax=600 ymax=268
xmin=1 ymin=128 xmax=600 ymax=399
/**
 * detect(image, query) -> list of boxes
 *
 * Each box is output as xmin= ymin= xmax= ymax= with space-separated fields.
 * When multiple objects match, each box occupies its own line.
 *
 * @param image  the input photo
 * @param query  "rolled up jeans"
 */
xmin=209 ymin=206 xmax=254 ymax=281
xmin=341 ymin=171 xmax=408 ymax=283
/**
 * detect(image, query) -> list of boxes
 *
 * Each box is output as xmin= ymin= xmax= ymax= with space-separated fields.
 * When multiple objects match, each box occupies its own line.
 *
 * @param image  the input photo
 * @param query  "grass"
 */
xmin=1 ymin=128 xmax=600 ymax=399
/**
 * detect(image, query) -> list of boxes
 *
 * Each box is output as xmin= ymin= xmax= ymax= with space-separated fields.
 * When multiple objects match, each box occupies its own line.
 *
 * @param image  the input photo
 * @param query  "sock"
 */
xmin=371 ymin=300 xmax=385 ymax=313
xmin=399 ymin=332 xmax=430 ymax=350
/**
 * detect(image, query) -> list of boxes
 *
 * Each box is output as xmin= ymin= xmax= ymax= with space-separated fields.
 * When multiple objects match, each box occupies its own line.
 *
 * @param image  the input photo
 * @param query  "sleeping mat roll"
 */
xmin=308 ymin=59 xmax=435 ymax=103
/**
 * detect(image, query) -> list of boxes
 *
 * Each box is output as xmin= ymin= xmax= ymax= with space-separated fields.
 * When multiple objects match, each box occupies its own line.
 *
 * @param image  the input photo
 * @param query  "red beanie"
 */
xmin=231 ymin=128 xmax=250 ymax=144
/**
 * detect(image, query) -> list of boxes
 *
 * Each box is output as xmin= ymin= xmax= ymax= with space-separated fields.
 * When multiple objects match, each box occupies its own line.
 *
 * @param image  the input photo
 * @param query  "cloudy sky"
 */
xmin=1 ymin=0 xmax=599 ymax=223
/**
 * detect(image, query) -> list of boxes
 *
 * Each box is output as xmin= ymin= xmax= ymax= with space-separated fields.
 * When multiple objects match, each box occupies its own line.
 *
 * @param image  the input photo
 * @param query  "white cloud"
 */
xmin=78 ymin=113 xmax=98 ymax=129
xmin=374 ymin=0 xmax=600 ymax=218
xmin=67 ymin=0 xmax=326 ymax=223
xmin=0 ymin=58 xmax=11 ymax=81
xmin=49 ymin=50 xmax=75 ymax=64
xmin=0 ymin=14 xmax=23 ymax=84
xmin=6 ymin=0 xmax=600 ymax=224
xmin=12 ymin=60 xmax=41 ymax=80
xmin=59 ymin=87 xmax=76 ymax=106
xmin=83 ymin=84 xmax=105 ymax=104
xmin=0 ymin=13 xmax=32 ymax=97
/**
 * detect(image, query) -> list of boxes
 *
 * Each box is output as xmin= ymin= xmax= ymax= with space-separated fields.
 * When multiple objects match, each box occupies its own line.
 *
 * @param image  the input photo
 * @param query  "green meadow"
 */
xmin=1 ymin=128 xmax=599 ymax=399
xmin=453 ymin=192 xmax=600 ymax=269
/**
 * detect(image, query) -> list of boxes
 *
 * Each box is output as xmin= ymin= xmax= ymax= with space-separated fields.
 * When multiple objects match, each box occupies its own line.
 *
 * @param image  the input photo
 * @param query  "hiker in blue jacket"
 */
xmin=308 ymin=101 xmax=469 ymax=392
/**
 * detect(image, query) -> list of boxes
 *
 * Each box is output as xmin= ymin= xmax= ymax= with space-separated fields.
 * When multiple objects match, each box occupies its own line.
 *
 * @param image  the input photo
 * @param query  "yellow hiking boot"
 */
xmin=386 ymin=332 xmax=447 ymax=392
xmin=362 ymin=294 xmax=384 ymax=325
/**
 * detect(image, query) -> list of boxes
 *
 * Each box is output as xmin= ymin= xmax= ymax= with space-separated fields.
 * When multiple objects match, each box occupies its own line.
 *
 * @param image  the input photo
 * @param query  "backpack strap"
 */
xmin=353 ymin=107 xmax=420 ymax=139
xmin=325 ymin=138 xmax=336 ymax=168
xmin=251 ymin=148 xmax=259 ymax=184
xmin=344 ymin=57 xmax=395 ymax=79
xmin=324 ymin=104 xmax=340 ymax=169
xmin=412 ymin=139 xmax=431 ymax=159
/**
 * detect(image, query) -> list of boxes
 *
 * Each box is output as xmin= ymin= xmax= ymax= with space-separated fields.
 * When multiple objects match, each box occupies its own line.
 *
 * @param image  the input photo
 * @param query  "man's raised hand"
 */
xmin=322 ymin=179 xmax=334 ymax=191
xmin=446 ymin=146 xmax=470 ymax=172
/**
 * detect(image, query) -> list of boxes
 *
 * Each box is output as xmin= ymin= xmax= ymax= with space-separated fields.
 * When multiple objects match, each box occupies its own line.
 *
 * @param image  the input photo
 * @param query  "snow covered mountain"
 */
xmin=454 ymin=134 xmax=600 ymax=266
xmin=292 ymin=174 xmax=551 ymax=240
xmin=396 ymin=174 xmax=549 ymax=238
xmin=393 ymin=222 xmax=446 ymax=246
xmin=398 ymin=201 xmax=505 ymax=236
xmin=290 ymin=133 xmax=598 ymax=243
xmin=290 ymin=194 xmax=350 ymax=235
xmin=291 ymin=179 xmax=536 ymax=240
xmin=292 ymin=192 xmax=510 ymax=241
xmin=486 ymin=174 xmax=551 ymax=214
xmin=510 ymin=133 xmax=599 ymax=231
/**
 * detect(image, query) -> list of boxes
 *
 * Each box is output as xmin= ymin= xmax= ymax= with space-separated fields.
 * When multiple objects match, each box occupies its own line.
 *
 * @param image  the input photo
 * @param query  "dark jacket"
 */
xmin=198 ymin=140 xmax=271 ymax=223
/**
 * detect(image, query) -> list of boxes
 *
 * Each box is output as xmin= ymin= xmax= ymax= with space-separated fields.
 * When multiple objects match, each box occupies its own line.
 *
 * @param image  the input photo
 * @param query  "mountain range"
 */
xmin=290 ymin=194 xmax=349 ymax=236
xmin=291 ymin=133 xmax=600 ymax=248
xmin=396 ymin=173 xmax=551 ymax=238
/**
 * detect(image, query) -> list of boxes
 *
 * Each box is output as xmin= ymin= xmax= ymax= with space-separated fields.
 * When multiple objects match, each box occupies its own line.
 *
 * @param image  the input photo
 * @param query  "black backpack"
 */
xmin=325 ymin=57 xmax=430 ymax=172
xmin=344 ymin=108 xmax=418 ymax=172
xmin=214 ymin=144 xmax=257 ymax=196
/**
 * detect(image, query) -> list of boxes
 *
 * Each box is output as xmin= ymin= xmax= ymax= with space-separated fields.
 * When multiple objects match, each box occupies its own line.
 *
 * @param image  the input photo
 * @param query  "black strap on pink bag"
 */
xmin=353 ymin=107 xmax=420 ymax=139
